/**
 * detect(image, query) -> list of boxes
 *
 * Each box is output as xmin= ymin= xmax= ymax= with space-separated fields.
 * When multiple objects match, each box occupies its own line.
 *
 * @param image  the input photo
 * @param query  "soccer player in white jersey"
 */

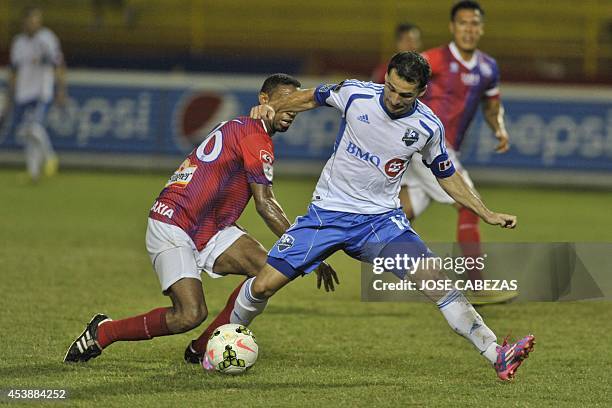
xmin=1 ymin=7 xmax=66 ymax=181
xmin=241 ymin=52 xmax=534 ymax=381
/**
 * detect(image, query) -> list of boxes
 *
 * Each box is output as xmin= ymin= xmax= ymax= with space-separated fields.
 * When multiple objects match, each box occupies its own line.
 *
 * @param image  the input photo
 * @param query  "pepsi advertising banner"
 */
xmin=1 ymin=72 xmax=611 ymax=172
xmin=461 ymin=93 xmax=612 ymax=171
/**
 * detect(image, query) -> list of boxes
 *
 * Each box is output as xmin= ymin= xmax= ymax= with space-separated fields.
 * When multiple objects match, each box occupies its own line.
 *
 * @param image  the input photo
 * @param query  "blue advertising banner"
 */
xmin=0 ymin=80 xmax=340 ymax=160
xmin=460 ymin=98 xmax=612 ymax=171
xmin=1 ymin=73 xmax=611 ymax=172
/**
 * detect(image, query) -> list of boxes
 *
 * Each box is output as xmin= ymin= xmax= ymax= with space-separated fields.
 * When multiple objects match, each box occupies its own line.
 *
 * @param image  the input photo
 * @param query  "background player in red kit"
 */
xmin=398 ymin=1 xmax=515 ymax=304
xmin=64 ymin=74 xmax=338 ymax=363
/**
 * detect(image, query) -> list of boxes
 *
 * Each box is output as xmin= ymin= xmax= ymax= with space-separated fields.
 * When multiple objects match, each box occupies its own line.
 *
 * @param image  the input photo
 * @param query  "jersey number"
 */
xmin=389 ymin=214 xmax=410 ymax=230
xmin=196 ymin=124 xmax=225 ymax=162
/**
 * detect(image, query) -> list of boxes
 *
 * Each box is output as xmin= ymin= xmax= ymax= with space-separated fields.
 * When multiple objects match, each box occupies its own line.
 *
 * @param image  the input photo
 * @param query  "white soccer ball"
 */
xmin=205 ymin=324 xmax=259 ymax=374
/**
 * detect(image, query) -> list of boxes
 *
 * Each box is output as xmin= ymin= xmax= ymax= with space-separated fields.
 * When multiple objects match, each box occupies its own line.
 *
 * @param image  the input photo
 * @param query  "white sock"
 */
xmin=31 ymin=123 xmax=56 ymax=160
xmin=436 ymin=289 xmax=499 ymax=364
xmin=24 ymin=133 xmax=43 ymax=179
xmin=481 ymin=342 xmax=499 ymax=365
xmin=230 ymin=277 xmax=267 ymax=326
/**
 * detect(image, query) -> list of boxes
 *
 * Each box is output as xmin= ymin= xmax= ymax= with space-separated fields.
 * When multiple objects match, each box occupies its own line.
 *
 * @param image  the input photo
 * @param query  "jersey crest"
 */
xmin=402 ymin=128 xmax=420 ymax=146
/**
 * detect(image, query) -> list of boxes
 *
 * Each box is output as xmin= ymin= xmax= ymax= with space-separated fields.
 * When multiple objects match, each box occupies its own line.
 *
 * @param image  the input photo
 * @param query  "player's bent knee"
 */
xmin=250 ymin=277 xmax=276 ymax=299
xmin=251 ymin=262 xmax=293 ymax=299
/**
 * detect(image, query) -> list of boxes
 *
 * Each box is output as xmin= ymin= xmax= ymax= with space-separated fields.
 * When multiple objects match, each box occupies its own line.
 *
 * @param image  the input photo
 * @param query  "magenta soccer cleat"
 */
xmin=494 ymin=334 xmax=536 ymax=381
xmin=201 ymin=352 xmax=216 ymax=372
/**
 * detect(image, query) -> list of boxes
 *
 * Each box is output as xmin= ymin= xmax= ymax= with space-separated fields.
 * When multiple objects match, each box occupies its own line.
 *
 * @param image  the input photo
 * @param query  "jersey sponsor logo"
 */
xmin=165 ymin=158 xmax=197 ymax=188
xmin=277 ymin=234 xmax=295 ymax=252
xmin=461 ymin=72 xmax=480 ymax=86
xmin=357 ymin=114 xmax=370 ymax=124
xmin=151 ymin=201 xmax=174 ymax=219
xmin=260 ymin=149 xmax=274 ymax=182
xmin=402 ymin=128 xmax=420 ymax=146
xmin=480 ymin=62 xmax=493 ymax=78
xmin=384 ymin=158 xmax=407 ymax=178
xmin=345 ymin=141 xmax=381 ymax=167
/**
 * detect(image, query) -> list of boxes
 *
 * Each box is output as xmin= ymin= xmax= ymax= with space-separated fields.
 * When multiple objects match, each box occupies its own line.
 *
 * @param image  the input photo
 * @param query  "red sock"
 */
xmin=192 ymin=280 xmax=246 ymax=355
xmin=97 ymin=307 xmax=170 ymax=349
xmin=457 ymin=207 xmax=484 ymax=283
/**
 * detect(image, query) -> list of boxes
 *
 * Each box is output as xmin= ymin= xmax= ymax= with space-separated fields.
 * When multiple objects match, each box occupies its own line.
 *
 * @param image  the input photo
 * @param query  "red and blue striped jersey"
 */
xmin=149 ymin=117 xmax=274 ymax=250
xmin=421 ymin=42 xmax=500 ymax=151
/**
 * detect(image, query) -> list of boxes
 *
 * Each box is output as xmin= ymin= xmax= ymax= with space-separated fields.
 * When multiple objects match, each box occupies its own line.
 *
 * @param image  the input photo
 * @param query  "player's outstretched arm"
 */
xmin=250 ymin=89 xmax=318 ymax=122
xmin=437 ymin=172 xmax=517 ymax=229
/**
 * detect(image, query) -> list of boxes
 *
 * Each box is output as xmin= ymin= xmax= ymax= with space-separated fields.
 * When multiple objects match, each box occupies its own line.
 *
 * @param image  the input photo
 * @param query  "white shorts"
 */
xmin=145 ymin=218 xmax=245 ymax=292
xmin=401 ymin=149 xmax=474 ymax=218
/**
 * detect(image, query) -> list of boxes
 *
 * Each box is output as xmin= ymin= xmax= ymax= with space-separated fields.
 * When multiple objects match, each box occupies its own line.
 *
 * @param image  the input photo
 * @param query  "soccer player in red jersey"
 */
xmin=371 ymin=22 xmax=422 ymax=84
xmin=398 ymin=1 xmax=515 ymax=304
xmin=64 ymin=74 xmax=338 ymax=363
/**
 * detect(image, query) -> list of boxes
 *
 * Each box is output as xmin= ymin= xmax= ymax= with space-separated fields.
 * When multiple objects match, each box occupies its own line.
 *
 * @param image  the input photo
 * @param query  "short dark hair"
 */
xmin=260 ymin=73 xmax=301 ymax=95
xmin=386 ymin=51 xmax=431 ymax=90
xmin=22 ymin=6 xmax=42 ymax=19
xmin=450 ymin=1 xmax=484 ymax=21
xmin=395 ymin=22 xmax=420 ymax=41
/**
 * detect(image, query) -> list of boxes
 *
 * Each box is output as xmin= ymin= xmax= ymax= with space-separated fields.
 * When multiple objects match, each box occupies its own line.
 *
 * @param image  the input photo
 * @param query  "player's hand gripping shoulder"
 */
xmin=315 ymin=262 xmax=340 ymax=292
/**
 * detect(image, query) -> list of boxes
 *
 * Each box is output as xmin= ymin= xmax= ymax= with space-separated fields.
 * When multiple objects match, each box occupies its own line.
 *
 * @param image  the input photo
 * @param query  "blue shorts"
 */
xmin=2 ymin=100 xmax=51 ymax=143
xmin=268 ymin=204 xmax=433 ymax=280
xmin=12 ymin=100 xmax=50 ymax=127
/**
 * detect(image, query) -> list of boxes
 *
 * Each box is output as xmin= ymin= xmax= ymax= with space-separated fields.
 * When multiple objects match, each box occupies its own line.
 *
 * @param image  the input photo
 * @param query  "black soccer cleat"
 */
xmin=184 ymin=341 xmax=202 ymax=364
xmin=63 ymin=313 xmax=111 ymax=363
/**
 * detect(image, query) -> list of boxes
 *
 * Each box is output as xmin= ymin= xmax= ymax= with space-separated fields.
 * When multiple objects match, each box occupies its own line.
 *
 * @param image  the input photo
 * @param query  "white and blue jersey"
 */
xmin=268 ymin=79 xmax=454 ymax=279
xmin=5 ymin=28 xmax=62 ymax=137
xmin=10 ymin=28 xmax=63 ymax=105
xmin=311 ymin=79 xmax=454 ymax=214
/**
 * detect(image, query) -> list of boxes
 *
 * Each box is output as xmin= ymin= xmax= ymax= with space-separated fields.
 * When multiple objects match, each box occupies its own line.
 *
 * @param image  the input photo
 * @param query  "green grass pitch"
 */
xmin=1 ymin=169 xmax=611 ymax=407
